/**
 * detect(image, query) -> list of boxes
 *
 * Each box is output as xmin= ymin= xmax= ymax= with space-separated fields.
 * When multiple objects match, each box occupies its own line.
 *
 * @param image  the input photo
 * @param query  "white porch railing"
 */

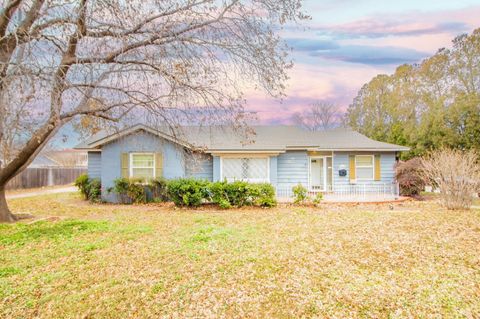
xmin=275 ymin=183 xmax=400 ymax=202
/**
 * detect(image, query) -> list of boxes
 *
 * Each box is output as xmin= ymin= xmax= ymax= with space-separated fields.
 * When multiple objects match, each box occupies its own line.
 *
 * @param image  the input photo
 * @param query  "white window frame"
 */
xmin=220 ymin=156 xmax=270 ymax=183
xmin=129 ymin=152 xmax=156 ymax=179
xmin=355 ymin=155 xmax=374 ymax=181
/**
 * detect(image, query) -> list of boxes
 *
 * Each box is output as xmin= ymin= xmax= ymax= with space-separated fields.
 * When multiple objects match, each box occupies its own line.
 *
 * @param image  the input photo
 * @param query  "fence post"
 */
xmin=47 ymin=167 xmax=54 ymax=186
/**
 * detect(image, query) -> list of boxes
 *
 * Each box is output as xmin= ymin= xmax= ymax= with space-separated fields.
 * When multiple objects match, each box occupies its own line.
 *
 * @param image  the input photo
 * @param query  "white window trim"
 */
xmin=220 ymin=156 xmax=270 ymax=183
xmin=129 ymin=152 xmax=156 ymax=179
xmin=355 ymin=155 xmax=374 ymax=181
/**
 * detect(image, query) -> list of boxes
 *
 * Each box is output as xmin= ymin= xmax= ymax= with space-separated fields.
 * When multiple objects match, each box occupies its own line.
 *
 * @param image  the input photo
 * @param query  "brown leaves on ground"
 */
xmin=1 ymin=193 xmax=480 ymax=318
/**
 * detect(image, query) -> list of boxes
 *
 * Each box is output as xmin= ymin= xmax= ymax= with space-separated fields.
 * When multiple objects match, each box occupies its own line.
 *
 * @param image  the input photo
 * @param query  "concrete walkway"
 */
xmin=6 ymin=186 xmax=77 ymax=199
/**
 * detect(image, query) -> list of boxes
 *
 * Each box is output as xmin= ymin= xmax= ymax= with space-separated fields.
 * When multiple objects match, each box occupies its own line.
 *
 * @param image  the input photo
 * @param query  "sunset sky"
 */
xmin=58 ymin=0 xmax=480 ymax=147
xmin=247 ymin=0 xmax=480 ymax=124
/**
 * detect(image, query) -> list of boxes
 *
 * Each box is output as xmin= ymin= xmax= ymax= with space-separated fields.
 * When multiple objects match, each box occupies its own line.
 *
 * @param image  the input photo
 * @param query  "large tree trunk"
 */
xmin=0 ymin=120 xmax=62 ymax=223
xmin=0 ymin=185 xmax=16 ymax=223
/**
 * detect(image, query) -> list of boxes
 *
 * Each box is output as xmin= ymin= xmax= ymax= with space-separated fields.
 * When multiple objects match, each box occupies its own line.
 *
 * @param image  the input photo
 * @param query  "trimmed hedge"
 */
xmin=209 ymin=181 xmax=277 ymax=208
xmin=247 ymin=183 xmax=277 ymax=207
xmin=79 ymin=175 xmax=277 ymax=209
xmin=167 ymin=178 xmax=210 ymax=207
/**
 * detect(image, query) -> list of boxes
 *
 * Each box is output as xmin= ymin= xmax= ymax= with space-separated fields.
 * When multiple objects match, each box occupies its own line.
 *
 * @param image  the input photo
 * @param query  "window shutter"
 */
xmin=374 ymin=154 xmax=381 ymax=181
xmin=349 ymin=155 xmax=356 ymax=182
xmin=155 ymin=153 xmax=163 ymax=178
xmin=121 ymin=153 xmax=129 ymax=178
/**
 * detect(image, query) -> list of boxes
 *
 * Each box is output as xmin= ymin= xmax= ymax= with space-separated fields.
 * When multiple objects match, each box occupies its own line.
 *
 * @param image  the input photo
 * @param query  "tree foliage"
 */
xmin=0 ymin=0 xmax=306 ymax=221
xmin=346 ymin=29 xmax=480 ymax=159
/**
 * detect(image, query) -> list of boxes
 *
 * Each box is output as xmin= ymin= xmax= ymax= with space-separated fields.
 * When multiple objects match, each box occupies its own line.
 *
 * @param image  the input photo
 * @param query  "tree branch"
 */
xmin=0 ymin=0 xmax=23 ymax=38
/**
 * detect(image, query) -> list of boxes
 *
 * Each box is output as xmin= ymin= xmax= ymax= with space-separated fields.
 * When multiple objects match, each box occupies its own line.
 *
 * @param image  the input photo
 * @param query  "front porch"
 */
xmin=275 ymin=183 xmax=400 ymax=203
xmin=274 ymin=151 xmax=399 ymax=203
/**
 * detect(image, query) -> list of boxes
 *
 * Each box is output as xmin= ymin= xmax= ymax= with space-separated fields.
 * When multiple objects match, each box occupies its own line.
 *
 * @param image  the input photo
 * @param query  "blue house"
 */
xmin=75 ymin=124 xmax=409 ymax=202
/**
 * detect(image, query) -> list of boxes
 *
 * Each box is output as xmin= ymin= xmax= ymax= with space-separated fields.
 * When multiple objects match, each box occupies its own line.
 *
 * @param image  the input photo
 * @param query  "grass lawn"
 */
xmin=1 ymin=193 xmax=480 ymax=318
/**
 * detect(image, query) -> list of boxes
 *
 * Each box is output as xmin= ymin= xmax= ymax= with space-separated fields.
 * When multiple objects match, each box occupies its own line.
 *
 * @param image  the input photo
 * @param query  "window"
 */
xmin=130 ymin=153 xmax=155 ymax=179
xmin=355 ymin=155 xmax=374 ymax=180
xmin=221 ymin=157 xmax=269 ymax=183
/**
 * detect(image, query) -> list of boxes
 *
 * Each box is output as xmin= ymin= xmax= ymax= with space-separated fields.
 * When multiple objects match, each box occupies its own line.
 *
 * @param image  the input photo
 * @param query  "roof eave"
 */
xmin=74 ymin=148 xmax=102 ymax=152
xmin=206 ymin=149 xmax=286 ymax=154
xmin=326 ymin=148 xmax=410 ymax=152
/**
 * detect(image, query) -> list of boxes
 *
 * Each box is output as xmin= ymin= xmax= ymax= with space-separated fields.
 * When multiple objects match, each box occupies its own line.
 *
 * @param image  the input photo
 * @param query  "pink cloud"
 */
xmin=310 ymin=5 xmax=479 ymax=40
xmin=242 ymin=5 xmax=480 ymax=124
xmin=244 ymin=62 xmax=387 ymax=124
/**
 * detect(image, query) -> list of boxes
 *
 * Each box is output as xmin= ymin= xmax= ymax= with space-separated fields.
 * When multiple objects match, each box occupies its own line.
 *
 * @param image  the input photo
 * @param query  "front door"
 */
xmin=310 ymin=158 xmax=325 ymax=191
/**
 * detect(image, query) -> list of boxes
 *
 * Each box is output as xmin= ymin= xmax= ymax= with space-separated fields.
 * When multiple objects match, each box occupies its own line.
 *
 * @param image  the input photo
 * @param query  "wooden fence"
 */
xmin=6 ymin=167 xmax=87 ymax=190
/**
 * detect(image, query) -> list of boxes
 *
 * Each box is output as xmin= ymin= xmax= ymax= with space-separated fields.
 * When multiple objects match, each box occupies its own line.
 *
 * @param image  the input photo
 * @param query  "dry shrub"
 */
xmin=421 ymin=149 xmax=480 ymax=210
xmin=395 ymin=158 xmax=425 ymax=196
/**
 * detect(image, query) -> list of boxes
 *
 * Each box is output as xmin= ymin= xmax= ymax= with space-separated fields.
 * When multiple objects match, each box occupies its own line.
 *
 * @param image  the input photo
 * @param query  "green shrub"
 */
xmin=167 ymin=178 xmax=210 ymax=207
xmin=87 ymin=179 xmax=102 ymax=203
xmin=113 ymin=177 xmax=130 ymax=204
xmin=127 ymin=178 xmax=147 ymax=204
xmin=75 ymin=174 xmax=102 ymax=202
xmin=250 ymin=183 xmax=277 ymax=207
xmin=148 ymin=177 xmax=169 ymax=202
xmin=112 ymin=178 xmax=146 ymax=204
xmin=209 ymin=181 xmax=276 ymax=208
xmin=225 ymin=180 xmax=251 ymax=207
xmin=312 ymin=192 xmax=323 ymax=205
xmin=209 ymin=181 xmax=232 ymax=209
xmin=74 ymin=174 xmax=90 ymax=199
xmin=292 ymin=184 xmax=308 ymax=204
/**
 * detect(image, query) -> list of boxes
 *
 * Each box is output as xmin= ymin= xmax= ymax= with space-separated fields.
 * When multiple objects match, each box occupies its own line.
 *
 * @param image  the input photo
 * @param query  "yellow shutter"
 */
xmin=121 ymin=153 xmax=129 ymax=178
xmin=374 ymin=154 xmax=381 ymax=181
xmin=155 ymin=153 xmax=163 ymax=178
xmin=349 ymin=155 xmax=356 ymax=182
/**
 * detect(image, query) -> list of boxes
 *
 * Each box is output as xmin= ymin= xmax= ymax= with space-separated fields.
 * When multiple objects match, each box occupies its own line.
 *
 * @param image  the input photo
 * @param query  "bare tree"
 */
xmin=421 ymin=149 xmax=480 ymax=210
xmin=0 ymin=0 xmax=306 ymax=222
xmin=292 ymin=101 xmax=343 ymax=131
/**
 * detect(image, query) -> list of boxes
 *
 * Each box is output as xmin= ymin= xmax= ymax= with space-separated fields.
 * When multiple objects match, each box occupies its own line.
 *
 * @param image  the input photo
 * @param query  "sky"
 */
xmin=247 ymin=0 xmax=480 ymax=124
xmin=56 ymin=0 xmax=480 ymax=148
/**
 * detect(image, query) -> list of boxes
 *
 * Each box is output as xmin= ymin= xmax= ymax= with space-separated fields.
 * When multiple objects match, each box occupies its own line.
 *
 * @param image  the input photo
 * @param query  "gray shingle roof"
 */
xmin=74 ymin=124 xmax=409 ymax=152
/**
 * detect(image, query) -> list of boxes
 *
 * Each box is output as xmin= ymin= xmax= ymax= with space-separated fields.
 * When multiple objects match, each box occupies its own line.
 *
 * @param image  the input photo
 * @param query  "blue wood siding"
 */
xmin=277 ymin=151 xmax=308 ymax=189
xmin=87 ymin=152 xmax=101 ymax=179
xmin=101 ymin=131 xmax=185 ymax=202
xmin=213 ymin=156 xmax=221 ymax=181
xmin=269 ymin=156 xmax=278 ymax=186
xmin=185 ymin=154 xmax=213 ymax=181
xmin=333 ymin=151 xmax=396 ymax=186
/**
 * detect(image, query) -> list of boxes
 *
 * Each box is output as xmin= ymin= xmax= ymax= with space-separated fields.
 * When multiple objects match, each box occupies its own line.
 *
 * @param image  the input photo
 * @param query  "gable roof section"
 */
xmin=74 ymin=124 xmax=192 ymax=150
xmin=74 ymin=124 xmax=410 ymax=152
